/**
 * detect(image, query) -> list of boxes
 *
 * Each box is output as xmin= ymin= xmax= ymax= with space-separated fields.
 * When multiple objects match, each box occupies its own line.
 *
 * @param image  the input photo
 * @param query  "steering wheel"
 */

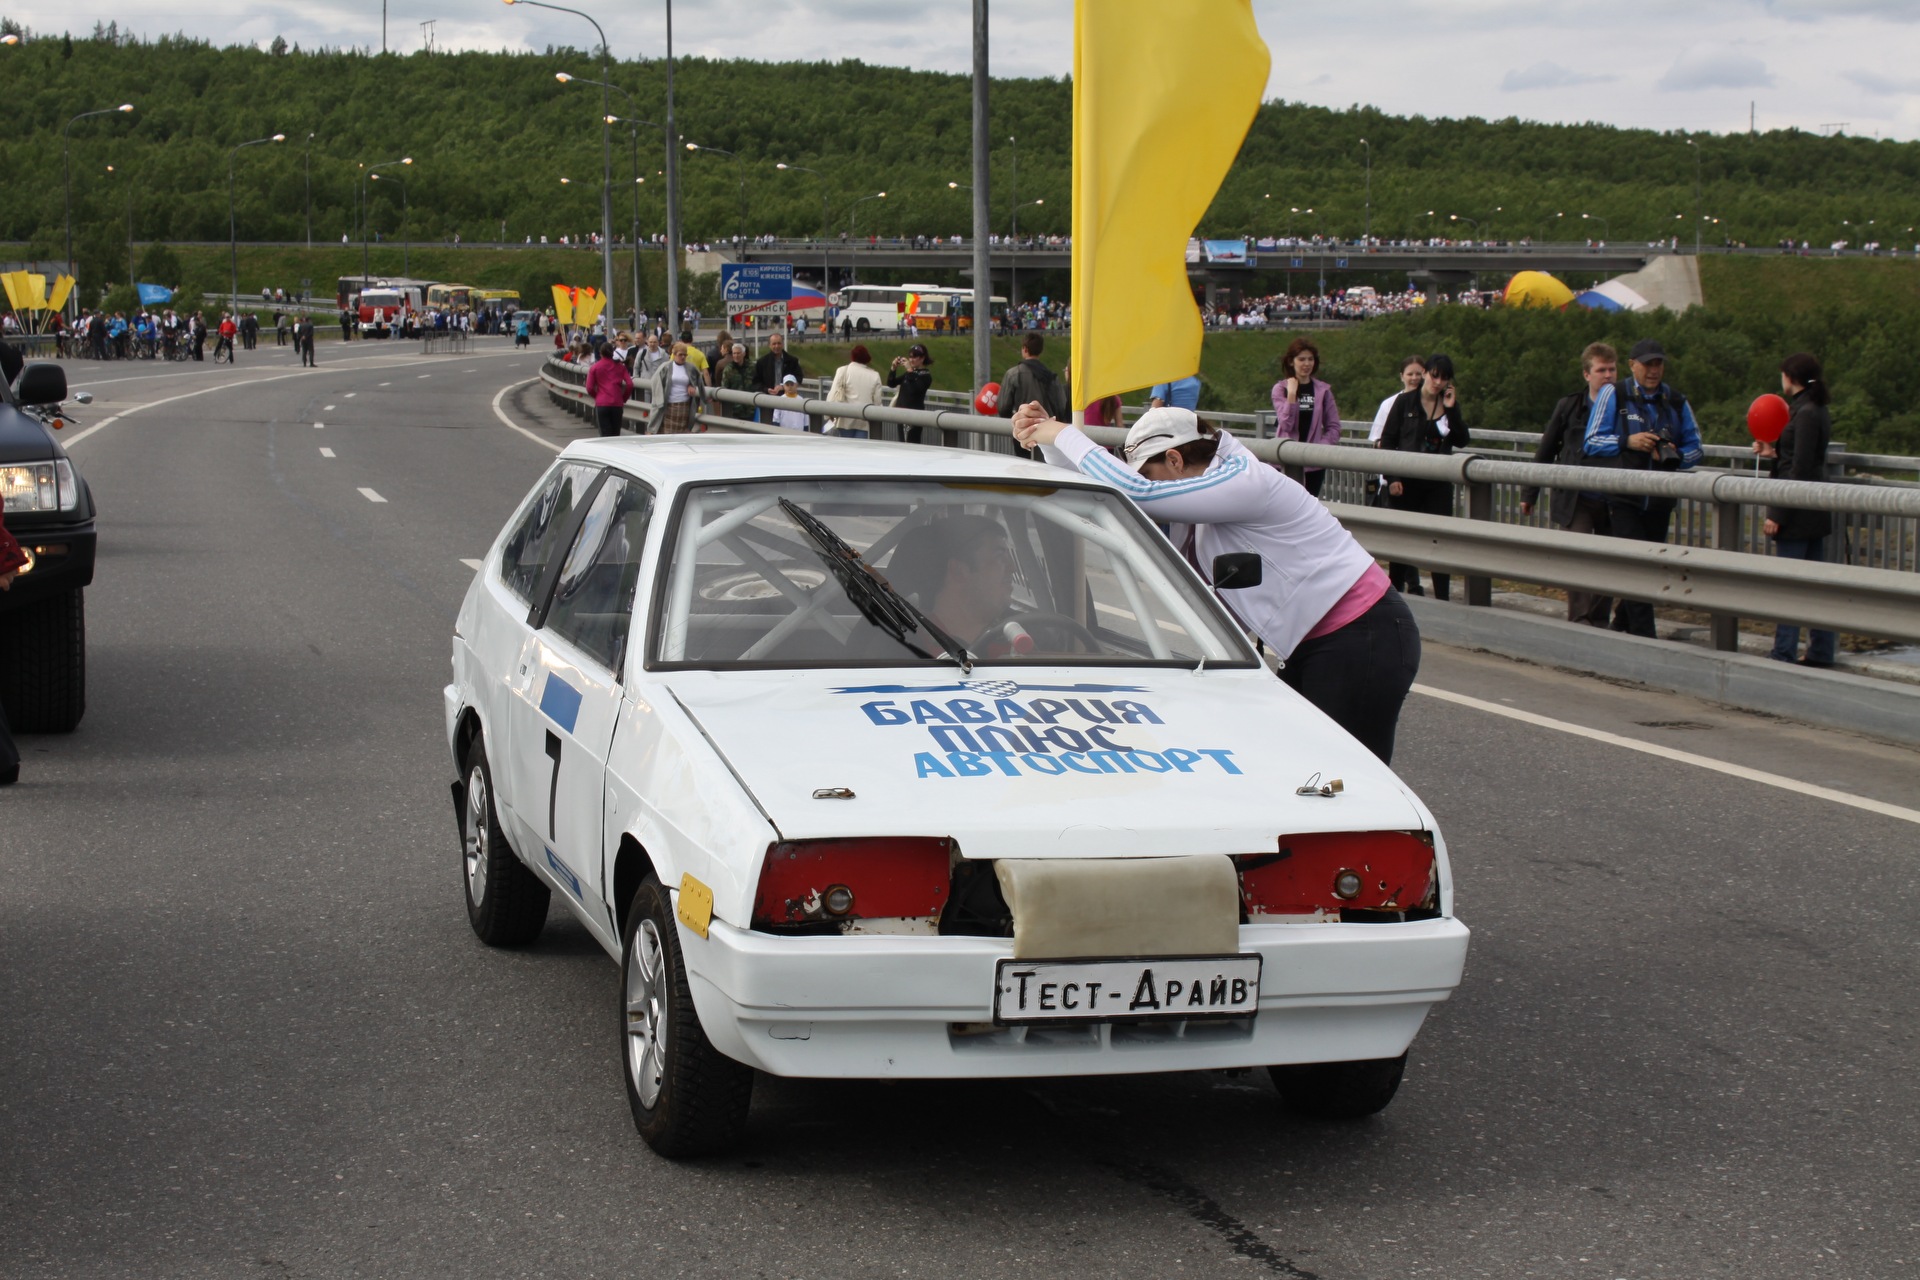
xmin=998 ymin=610 xmax=1103 ymax=655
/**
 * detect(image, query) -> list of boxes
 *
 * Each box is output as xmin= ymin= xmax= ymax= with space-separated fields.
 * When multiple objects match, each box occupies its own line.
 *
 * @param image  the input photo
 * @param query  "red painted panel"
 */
xmin=1238 ymin=831 xmax=1435 ymax=917
xmin=753 ymin=838 xmax=952 ymax=926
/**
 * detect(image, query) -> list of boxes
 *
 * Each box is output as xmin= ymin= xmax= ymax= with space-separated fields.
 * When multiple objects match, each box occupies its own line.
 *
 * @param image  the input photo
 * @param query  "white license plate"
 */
xmin=992 ymin=955 xmax=1262 ymax=1025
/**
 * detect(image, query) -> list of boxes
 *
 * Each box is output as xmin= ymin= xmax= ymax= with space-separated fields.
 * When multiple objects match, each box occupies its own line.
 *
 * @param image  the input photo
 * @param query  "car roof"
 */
xmin=557 ymin=432 xmax=1089 ymax=489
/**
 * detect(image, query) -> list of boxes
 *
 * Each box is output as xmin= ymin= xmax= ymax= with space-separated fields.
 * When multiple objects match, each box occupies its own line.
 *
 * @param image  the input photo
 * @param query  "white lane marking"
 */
xmin=314 ymin=421 xmax=325 ymax=429
xmin=490 ymin=378 xmax=561 ymax=453
xmin=358 ymin=487 xmax=387 ymax=504
xmin=325 ymin=404 xmax=337 ymax=410
xmin=378 ymin=381 xmax=391 ymax=387
xmin=418 ymin=374 xmax=431 ymax=379
xmin=319 ymin=447 xmax=335 ymax=458
xmin=345 ymin=392 xmax=356 ymax=398
xmin=1412 ymin=683 xmax=1920 ymax=828
xmin=460 ymin=558 xmax=485 ymax=571
xmin=61 ymin=370 xmax=327 ymax=448
xmin=66 ymin=345 xmax=531 ymax=390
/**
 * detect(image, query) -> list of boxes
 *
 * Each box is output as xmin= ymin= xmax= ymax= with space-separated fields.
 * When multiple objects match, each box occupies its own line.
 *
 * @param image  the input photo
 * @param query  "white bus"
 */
xmin=830 ymin=284 xmax=1006 ymax=334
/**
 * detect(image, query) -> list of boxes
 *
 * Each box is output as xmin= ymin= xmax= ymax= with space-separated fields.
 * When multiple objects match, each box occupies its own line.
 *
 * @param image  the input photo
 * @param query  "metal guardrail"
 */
xmin=537 ymin=357 xmax=1920 ymax=646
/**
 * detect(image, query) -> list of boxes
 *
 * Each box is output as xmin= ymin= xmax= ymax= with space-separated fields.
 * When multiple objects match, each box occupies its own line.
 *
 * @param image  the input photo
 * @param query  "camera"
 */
xmin=1653 ymin=434 xmax=1682 ymax=469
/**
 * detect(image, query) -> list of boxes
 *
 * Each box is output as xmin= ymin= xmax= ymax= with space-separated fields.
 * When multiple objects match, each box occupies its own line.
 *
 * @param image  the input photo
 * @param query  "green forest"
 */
xmin=4 ymin=30 xmax=1918 ymax=265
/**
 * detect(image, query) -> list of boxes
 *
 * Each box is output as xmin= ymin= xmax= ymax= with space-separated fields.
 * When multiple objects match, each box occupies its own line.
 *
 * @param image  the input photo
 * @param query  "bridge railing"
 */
xmin=538 ymin=356 xmax=1920 ymax=648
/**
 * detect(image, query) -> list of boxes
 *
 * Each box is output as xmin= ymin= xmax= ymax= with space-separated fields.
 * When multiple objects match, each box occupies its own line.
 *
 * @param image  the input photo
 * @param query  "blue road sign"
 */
xmin=1335 ymin=258 xmax=1350 ymax=269
xmin=721 ymin=263 xmax=793 ymax=303
xmin=1290 ymin=257 xmax=1305 ymax=269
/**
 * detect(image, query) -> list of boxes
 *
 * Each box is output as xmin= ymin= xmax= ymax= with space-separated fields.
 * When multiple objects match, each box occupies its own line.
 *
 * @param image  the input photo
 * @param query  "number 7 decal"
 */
xmin=544 ymin=731 xmax=562 ymax=839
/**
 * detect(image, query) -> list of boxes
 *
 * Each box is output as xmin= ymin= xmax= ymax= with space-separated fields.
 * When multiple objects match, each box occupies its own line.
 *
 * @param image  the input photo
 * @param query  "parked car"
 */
xmin=0 ymin=361 xmax=95 ymax=732
xmin=444 ymin=434 xmax=1470 ymax=1157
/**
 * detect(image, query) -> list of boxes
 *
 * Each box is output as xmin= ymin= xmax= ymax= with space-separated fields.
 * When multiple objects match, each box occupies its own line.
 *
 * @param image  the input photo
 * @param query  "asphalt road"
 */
xmin=4 ymin=341 xmax=1917 ymax=1279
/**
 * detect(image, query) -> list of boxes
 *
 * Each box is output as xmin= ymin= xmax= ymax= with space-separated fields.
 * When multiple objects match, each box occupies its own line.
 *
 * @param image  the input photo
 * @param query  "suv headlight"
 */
xmin=0 ymin=460 xmax=79 ymax=513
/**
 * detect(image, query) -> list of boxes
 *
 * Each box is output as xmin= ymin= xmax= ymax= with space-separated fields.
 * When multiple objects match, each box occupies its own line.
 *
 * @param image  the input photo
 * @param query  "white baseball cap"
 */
xmin=1121 ymin=407 xmax=1207 ymax=472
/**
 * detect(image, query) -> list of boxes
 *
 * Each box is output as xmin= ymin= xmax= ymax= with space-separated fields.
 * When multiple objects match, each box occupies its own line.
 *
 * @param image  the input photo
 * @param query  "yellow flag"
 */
xmin=1071 ymin=0 xmax=1269 ymax=409
xmin=47 ymin=275 xmax=74 ymax=315
xmin=551 ymin=284 xmax=576 ymax=325
xmin=572 ymin=286 xmax=606 ymax=329
xmin=0 ymin=272 xmax=24 ymax=311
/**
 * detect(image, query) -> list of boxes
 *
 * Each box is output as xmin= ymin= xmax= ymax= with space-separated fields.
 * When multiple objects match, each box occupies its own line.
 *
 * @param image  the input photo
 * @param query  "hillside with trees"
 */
xmin=4 ymin=29 xmax=1917 ymax=265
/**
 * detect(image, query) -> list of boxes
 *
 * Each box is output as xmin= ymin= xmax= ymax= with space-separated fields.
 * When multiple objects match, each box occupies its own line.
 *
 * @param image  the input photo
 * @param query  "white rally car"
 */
xmin=445 ymin=434 xmax=1469 ymax=1157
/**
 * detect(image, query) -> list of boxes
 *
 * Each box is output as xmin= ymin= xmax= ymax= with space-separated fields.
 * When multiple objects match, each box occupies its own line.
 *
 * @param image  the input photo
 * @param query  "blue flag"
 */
xmin=136 ymin=283 xmax=173 ymax=305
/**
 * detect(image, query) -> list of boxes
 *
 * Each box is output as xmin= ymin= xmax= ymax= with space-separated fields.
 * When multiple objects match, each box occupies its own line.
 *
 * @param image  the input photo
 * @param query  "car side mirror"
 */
xmin=1212 ymin=552 xmax=1263 ymax=590
xmin=16 ymin=363 xmax=68 ymax=406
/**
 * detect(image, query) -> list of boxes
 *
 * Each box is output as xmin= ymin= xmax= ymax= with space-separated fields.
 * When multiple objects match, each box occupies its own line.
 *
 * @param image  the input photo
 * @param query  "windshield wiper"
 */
xmin=778 ymin=498 xmax=973 ymax=672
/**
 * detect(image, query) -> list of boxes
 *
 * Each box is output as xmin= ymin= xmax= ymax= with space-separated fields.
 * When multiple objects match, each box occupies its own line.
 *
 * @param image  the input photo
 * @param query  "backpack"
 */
xmin=1028 ymin=361 xmax=1070 ymax=420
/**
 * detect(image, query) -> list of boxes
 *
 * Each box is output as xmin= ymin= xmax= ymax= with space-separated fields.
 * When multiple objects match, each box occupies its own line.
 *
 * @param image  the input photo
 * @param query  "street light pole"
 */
xmin=1360 ymin=139 xmax=1372 ymax=243
xmin=685 ymin=142 xmax=746 ymax=243
xmin=1687 ymin=137 xmax=1701 ymax=254
xmin=662 ymin=0 xmax=681 ymax=331
xmin=1581 ymin=212 xmax=1609 ymax=241
xmin=359 ymin=156 xmax=412 ymax=286
xmin=305 ymin=132 xmax=315 ymax=249
xmin=504 ymin=0 xmax=614 ymax=321
xmin=1011 ymin=198 xmax=1042 ymax=311
xmin=372 ymin=172 xmax=409 ymax=274
xmin=846 ymin=192 xmax=886 ymax=283
xmin=229 ymin=133 xmax=285 ymax=310
xmin=560 ymin=71 xmax=661 ymax=324
xmin=971 ymin=0 xmax=991 ymax=394
xmin=62 ymin=103 xmax=134 ymax=312
xmin=777 ymin=161 xmax=830 ymax=316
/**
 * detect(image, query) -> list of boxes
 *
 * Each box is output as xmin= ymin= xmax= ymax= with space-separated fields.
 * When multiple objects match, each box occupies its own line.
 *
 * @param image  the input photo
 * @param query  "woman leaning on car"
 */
xmin=1012 ymin=403 xmax=1421 ymax=764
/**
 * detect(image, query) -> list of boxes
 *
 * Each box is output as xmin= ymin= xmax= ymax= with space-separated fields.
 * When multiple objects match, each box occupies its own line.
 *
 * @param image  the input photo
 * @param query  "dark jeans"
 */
xmin=594 ymin=404 xmax=625 ymax=437
xmin=1769 ymin=537 xmax=1838 ymax=664
xmin=1280 ymin=589 xmax=1422 ymax=764
xmin=1302 ymin=469 xmax=1327 ymax=498
xmin=1387 ymin=481 xmax=1452 ymax=601
xmin=1606 ymin=498 xmax=1674 ymax=638
xmin=1565 ymin=496 xmax=1613 ymax=627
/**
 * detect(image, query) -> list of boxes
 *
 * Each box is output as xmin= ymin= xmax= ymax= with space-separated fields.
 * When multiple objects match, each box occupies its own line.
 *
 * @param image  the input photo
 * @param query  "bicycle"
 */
xmin=213 ymin=339 xmax=233 ymax=364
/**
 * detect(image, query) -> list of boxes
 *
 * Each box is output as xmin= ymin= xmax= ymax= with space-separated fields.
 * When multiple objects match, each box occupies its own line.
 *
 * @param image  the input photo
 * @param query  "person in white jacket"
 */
xmin=1011 ymin=403 xmax=1420 ymax=763
xmin=825 ymin=344 xmax=886 ymax=438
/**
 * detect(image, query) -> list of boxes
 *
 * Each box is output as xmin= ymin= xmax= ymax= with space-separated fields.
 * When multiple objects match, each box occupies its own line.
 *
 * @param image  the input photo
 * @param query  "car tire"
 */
xmin=0 ymin=587 xmax=86 ymax=733
xmin=855 ymin=318 xmax=870 ymax=332
xmin=622 ymin=877 xmax=753 ymax=1158
xmin=461 ymin=732 xmax=550 ymax=946
xmin=1269 ymin=1053 xmax=1407 ymax=1120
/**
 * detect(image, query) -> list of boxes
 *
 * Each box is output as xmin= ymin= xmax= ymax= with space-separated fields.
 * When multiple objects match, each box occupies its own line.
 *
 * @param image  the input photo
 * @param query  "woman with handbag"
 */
xmin=1379 ymin=353 xmax=1470 ymax=600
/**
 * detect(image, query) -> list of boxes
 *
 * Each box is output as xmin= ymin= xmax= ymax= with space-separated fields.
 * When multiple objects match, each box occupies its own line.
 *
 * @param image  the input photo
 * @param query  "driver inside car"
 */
xmin=885 ymin=514 xmax=1027 ymax=657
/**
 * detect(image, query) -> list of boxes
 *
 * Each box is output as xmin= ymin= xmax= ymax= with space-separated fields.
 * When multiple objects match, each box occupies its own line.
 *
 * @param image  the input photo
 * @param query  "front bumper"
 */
xmin=0 ymin=521 xmax=96 ymax=610
xmin=682 ymin=914 xmax=1470 ymax=1079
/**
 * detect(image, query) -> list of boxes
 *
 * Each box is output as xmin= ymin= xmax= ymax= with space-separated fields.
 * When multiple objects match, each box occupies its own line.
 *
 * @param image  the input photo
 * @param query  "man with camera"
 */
xmin=1581 ymin=338 xmax=1705 ymax=637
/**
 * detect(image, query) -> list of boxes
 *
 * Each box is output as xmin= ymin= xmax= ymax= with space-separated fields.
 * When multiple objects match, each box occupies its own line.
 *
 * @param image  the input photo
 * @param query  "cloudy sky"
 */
xmin=18 ymin=0 xmax=1920 ymax=140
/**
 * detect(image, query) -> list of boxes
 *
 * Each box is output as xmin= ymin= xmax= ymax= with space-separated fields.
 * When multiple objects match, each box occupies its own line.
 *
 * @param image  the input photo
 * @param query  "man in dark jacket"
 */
xmin=1521 ymin=341 xmax=1616 ymax=626
xmin=996 ymin=332 xmax=1068 ymax=424
xmin=297 ymin=316 xmax=317 ymax=366
xmin=753 ymin=332 xmax=804 ymax=395
xmin=1759 ymin=353 xmax=1836 ymax=666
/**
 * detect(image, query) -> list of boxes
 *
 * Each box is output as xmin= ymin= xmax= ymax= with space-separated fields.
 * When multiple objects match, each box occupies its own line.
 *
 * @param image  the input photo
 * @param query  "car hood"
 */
xmin=0 ymin=404 xmax=61 ymax=465
xmin=658 ymin=666 xmax=1428 ymax=858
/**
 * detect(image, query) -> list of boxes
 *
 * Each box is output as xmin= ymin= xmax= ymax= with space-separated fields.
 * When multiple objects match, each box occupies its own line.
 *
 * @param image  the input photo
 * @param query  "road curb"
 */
xmin=1403 ymin=594 xmax=1920 ymax=747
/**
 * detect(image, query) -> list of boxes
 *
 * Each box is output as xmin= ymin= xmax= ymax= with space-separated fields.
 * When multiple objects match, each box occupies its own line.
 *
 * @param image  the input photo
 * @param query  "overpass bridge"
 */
xmin=729 ymin=237 xmax=1669 ymax=294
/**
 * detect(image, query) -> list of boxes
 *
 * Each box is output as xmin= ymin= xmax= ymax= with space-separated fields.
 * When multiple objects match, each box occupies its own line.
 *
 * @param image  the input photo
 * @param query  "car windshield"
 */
xmin=651 ymin=478 xmax=1257 ymax=669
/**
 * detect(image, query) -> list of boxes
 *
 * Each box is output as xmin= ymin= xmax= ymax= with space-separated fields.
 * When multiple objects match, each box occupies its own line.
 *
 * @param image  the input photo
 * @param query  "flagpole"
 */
xmin=1070 ymin=0 xmax=1086 ymax=429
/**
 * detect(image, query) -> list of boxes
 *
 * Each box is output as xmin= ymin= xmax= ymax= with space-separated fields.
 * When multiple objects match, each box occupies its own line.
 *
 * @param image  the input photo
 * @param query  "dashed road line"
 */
xmin=314 ymin=421 xmax=325 ymax=428
xmin=1412 ymin=683 xmax=1920 ymax=827
xmin=345 ymin=392 xmax=356 ymax=398
xmin=358 ymin=487 xmax=387 ymax=504
xmin=418 ymin=373 xmax=431 ymax=379
xmin=378 ymin=381 xmax=391 ymax=387
xmin=460 ymin=558 xmax=485 ymax=571
xmin=319 ymin=447 xmax=335 ymax=458
xmin=324 ymin=403 xmax=336 ymax=410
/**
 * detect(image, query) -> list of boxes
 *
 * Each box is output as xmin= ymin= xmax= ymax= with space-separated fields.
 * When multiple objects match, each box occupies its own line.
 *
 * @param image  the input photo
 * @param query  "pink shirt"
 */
xmin=1303 ymin=561 xmax=1389 ymax=641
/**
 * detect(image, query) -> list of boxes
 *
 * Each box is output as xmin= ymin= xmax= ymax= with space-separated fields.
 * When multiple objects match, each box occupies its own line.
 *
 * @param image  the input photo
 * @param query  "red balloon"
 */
xmin=1747 ymin=393 xmax=1790 ymax=443
xmin=974 ymin=382 xmax=1001 ymax=416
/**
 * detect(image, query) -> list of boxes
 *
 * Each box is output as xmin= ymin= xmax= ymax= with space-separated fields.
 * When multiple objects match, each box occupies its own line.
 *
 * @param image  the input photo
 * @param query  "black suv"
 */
xmin=0 ymin=361 xmax=95 ymax=732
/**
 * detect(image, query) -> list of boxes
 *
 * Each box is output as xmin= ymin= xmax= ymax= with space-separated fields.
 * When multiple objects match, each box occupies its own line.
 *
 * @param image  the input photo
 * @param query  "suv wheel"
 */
xmin=0 ymin=588 xmax=86 ymax=733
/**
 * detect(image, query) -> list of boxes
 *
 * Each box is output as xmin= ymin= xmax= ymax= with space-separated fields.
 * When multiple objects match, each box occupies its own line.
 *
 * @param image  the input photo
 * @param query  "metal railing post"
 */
xmin=1466 ymin=479 xmax=1494 ymax=606
xmin=1710 ymin=499 xmax=1741 ymax=651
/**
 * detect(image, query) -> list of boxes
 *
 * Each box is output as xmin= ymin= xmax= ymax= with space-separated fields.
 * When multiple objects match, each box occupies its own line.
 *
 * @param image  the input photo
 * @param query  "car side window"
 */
xmin=498 ymin=462 xmax=600 ymax=603
xmin=543 ymin=475 xmax=654 ymax=674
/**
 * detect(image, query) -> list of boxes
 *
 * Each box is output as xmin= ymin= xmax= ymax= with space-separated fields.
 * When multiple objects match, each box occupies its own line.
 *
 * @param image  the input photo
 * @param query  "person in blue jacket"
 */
xmin=1582 ymin=338 xmax=1704 ymax=638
